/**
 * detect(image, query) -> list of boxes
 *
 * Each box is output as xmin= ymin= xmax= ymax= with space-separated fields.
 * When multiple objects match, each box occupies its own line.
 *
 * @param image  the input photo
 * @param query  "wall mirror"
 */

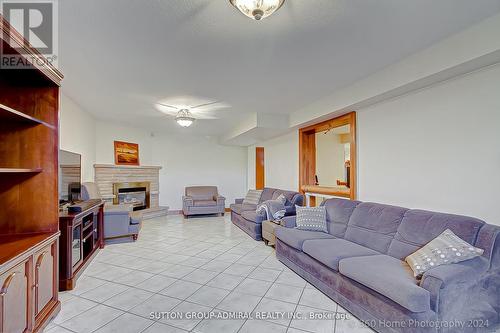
xmin=299 ymin=112 xmax=356 ymax=205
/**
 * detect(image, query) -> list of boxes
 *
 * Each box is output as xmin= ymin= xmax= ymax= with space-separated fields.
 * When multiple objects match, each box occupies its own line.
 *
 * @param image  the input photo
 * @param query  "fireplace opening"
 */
xmin=113 ymin=182 xmax=150 ymax=211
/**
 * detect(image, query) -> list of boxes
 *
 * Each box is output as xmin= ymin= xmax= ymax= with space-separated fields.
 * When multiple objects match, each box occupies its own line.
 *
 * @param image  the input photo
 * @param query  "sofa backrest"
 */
xmin=260 ymin=188 xmax=303 ymax=207
xmin=321 ymin=198 xmax=361 ymax=237
xmin=185 ymin=186 xmax=218 ymax=201
xmin=387 ymin=210 xmax=485 ymax=260
xmin=81 ymin=182 xmax=102 ymax=200
xmin=344 ymin=202 xmax=408 ymax=253
xmin=260 ymin=188 xmax=276 ymax=202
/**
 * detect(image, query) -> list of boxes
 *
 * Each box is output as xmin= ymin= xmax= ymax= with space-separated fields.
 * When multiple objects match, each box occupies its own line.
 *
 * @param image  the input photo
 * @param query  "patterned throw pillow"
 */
xmin=406 ymin=229 xmax=484 ymax=278
xmin=295 ymin=205 xmax=327 ymax=232
xmin=276 ymin=194 xmax=287 ymax=205
xmin=242 ymin=189 xmax=263 ymax=205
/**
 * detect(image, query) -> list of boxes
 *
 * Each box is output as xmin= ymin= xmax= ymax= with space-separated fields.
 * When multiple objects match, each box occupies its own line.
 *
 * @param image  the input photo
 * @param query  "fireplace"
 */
xmin=113 ymin=182 xmax=150 ymax=211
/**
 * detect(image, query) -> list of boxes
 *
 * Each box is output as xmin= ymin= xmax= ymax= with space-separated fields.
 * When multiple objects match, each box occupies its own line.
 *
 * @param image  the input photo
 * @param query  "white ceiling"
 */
xmin=59 ymin=0 xmax=500 ymax=139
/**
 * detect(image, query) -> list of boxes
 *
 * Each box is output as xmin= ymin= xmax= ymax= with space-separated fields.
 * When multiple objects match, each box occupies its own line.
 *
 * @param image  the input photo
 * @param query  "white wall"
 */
xmin=152 ymin=134 xmax=247 ymax=210
xmin=357 ymin=64 xmax=500 ymax=223
xmin=94 ymin=121 xmax=247 ymax=210
xmin=59 ymin=94 xmax=96 ymax=182
xmin=247 ymin=131 xmax=299 ymax=192
xmin=95 ymin=121 xmax=154 ymax=165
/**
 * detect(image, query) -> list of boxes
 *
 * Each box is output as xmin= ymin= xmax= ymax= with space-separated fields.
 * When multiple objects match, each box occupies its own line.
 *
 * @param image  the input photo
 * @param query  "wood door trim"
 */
xmin=256 ymin=147 xmax=265 ymax=190
xmin=299 ymin=112 xmax=357 ymax=201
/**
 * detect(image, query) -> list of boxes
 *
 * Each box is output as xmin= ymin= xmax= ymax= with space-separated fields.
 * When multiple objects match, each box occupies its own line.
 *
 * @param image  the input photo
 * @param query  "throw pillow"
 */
xmin=243 ymin=189 xmax=263 ymax=205
xmin=276 ymin=194 xmax=288 ymax=205
xmin=295 ymin=205 xmax=328 ymax=233
xmin=406 ymin=229 xmax=484 ymax=278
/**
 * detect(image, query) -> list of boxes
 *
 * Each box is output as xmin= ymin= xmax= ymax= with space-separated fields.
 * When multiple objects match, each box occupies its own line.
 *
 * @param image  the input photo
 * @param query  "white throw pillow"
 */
xmin=295 ymin=205 xmax=328 ymax=233
xmin=406 ymin=229 xmax=484 ymax=278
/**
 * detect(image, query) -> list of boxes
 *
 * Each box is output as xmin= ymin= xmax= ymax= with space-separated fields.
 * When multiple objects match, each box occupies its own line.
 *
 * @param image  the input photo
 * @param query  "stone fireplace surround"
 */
xmin=94 ymin=164 xmax=168 ymax=218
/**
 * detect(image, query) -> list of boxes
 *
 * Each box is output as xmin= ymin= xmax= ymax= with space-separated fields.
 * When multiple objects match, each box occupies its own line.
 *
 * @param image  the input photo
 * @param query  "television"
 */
xmin=59 ymin=150 xmax=82 ymax=204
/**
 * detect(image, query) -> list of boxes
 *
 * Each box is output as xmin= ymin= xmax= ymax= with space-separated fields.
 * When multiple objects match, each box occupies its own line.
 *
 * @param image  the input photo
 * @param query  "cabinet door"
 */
xmin=0 ymin=259 xmax=31 ymax=333
xmin=34 ymin=242 xmax=56 ymax=317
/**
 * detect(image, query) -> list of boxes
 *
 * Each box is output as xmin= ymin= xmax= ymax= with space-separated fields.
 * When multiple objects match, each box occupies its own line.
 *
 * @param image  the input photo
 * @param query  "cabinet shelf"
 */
xmin=0 ymin=103 xmax=56 ymax=129
xmin=0 ymin=168 xmax=43 ymax=173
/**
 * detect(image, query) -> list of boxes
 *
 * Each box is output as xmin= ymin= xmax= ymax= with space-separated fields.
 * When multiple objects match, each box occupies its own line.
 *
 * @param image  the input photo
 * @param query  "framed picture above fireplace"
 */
xmin=114 ymin=141 xmax=140 ymax=166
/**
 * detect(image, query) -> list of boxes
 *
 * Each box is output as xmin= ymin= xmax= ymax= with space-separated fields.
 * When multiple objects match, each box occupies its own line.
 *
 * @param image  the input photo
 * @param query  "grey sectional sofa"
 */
xmin=230 ymin=187 xmax=304 ymax=240
xmin=275 ymin=198 xmax=500 ymax=333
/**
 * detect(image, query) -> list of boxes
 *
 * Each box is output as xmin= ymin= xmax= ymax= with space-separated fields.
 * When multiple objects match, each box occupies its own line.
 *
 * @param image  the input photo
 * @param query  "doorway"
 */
xmin=256 ymin=147 xmax=265 ymax=190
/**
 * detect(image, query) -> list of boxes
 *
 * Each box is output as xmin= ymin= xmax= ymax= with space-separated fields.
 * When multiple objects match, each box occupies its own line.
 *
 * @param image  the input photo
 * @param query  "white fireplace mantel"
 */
xmin=93 ymin=164 xmax=162 ymax=170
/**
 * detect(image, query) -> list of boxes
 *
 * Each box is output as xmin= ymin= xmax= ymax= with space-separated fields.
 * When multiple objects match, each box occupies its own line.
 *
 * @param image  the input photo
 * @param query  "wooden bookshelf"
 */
xmin=0 ymin=14 xmax=63 ymax=333
xmin=0 ymin=104 xmax=56 ymax=129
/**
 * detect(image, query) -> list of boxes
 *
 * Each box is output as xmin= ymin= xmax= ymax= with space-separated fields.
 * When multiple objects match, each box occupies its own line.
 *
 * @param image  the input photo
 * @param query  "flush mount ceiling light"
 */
xmin=229 ymin=0 xmax=285 ymax=21
xmin=175 ymin=109 xmax=195 ymax=127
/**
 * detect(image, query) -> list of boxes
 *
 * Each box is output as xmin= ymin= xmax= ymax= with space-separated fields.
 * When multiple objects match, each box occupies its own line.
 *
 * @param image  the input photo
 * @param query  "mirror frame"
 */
xmin=299 ymin=111 xmax=357 ymax=202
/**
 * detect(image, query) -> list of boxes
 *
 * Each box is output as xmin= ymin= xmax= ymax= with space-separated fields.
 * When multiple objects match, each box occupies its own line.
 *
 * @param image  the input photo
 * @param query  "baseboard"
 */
xmin=168 ymin=209 xmax=229 ymax=215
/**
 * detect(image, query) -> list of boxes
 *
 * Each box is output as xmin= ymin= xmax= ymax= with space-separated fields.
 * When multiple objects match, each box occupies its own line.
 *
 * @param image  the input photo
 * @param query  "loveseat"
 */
xmin=275 ymin=198 xmax=500 ymax=333
xmin=230 ymin=187 xmax=304 ymax=240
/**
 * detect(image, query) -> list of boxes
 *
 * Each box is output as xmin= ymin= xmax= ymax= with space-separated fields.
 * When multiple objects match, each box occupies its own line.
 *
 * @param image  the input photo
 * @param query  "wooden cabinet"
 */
xmin=0 ymin=258 xmax=31 ymax=333
xmin=59 ymin=202 xmax=104 ymax=291
xmin=0 ymin=234 xmax=59 ymax=333
xmin=33 ymin=240 xmax=58 ymax=328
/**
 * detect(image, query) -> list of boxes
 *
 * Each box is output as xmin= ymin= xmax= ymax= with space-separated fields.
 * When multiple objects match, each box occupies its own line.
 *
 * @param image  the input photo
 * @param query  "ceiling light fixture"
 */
xmin=229 ymin=0 xmax=285 ymax=21
xmin=175 ymin=109 xmax=195 ymax=127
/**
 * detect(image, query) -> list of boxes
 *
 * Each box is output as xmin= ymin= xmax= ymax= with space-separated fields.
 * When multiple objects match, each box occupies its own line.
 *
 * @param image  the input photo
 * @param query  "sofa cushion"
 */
xmin=303 ymin=239 xmax=379 ymax=271
xmin=275 ymin=226 xmax=334 ymax=250
xmin=193 ymin=200 xmax=217 ymax=207
xmin=230 ymin=203 xmax=242 ymax=215
xmin=344 ymin=202 xmax=408 ymax=253
xmin=186 ymin=186 xmax=218 ymax=201
xmin=387 ymin=209 xmax=485 ymax=260
xmin=230 ymin=203 xmax=257 ymax=215
xmin=339 ymin=255 xmax=430 ymax=313
xmin=322 ymin=198 xmax=361 ymax=237
xmin=241 ymin=210 xmax=265 ymax=224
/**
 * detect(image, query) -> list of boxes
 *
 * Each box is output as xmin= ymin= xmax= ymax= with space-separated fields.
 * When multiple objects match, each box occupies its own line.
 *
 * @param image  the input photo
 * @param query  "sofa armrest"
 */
xmin=183 ymin=195 xmax=194 ymax=207
xmin=215 ymin=195 xmax=226 ymax=205
xmin=103 ymin=212 xmax=132 ymax=238
xmin=235 ymin=198 xmax=244 ymax=204
xmin=420 ymin=257 xmax=489 ymax=312
xmin=280 ymin=216 xmax=297 ymax=228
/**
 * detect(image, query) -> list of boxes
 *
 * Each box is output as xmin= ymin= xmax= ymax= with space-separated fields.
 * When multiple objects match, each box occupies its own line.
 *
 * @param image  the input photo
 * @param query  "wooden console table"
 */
xmin=59 ymin=201 xmax=104 ymax=291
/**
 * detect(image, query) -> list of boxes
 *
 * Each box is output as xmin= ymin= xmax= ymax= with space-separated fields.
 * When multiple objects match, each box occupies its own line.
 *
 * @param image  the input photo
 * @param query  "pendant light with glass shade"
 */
xmin=229 ymin=0 xmax=285 ymax=21
xmin=175 ymin=109 xmax=196 ymax=127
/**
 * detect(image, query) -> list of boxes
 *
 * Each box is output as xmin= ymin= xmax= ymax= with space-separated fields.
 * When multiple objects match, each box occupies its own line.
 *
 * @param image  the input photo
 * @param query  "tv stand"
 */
xmin=59 ymin=200 xmax=104 ymax=291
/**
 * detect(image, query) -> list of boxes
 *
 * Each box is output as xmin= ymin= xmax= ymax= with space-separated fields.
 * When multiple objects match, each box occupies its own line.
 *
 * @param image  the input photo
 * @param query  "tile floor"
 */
xmin=45 ymin=215 xmax=375 ymax=333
